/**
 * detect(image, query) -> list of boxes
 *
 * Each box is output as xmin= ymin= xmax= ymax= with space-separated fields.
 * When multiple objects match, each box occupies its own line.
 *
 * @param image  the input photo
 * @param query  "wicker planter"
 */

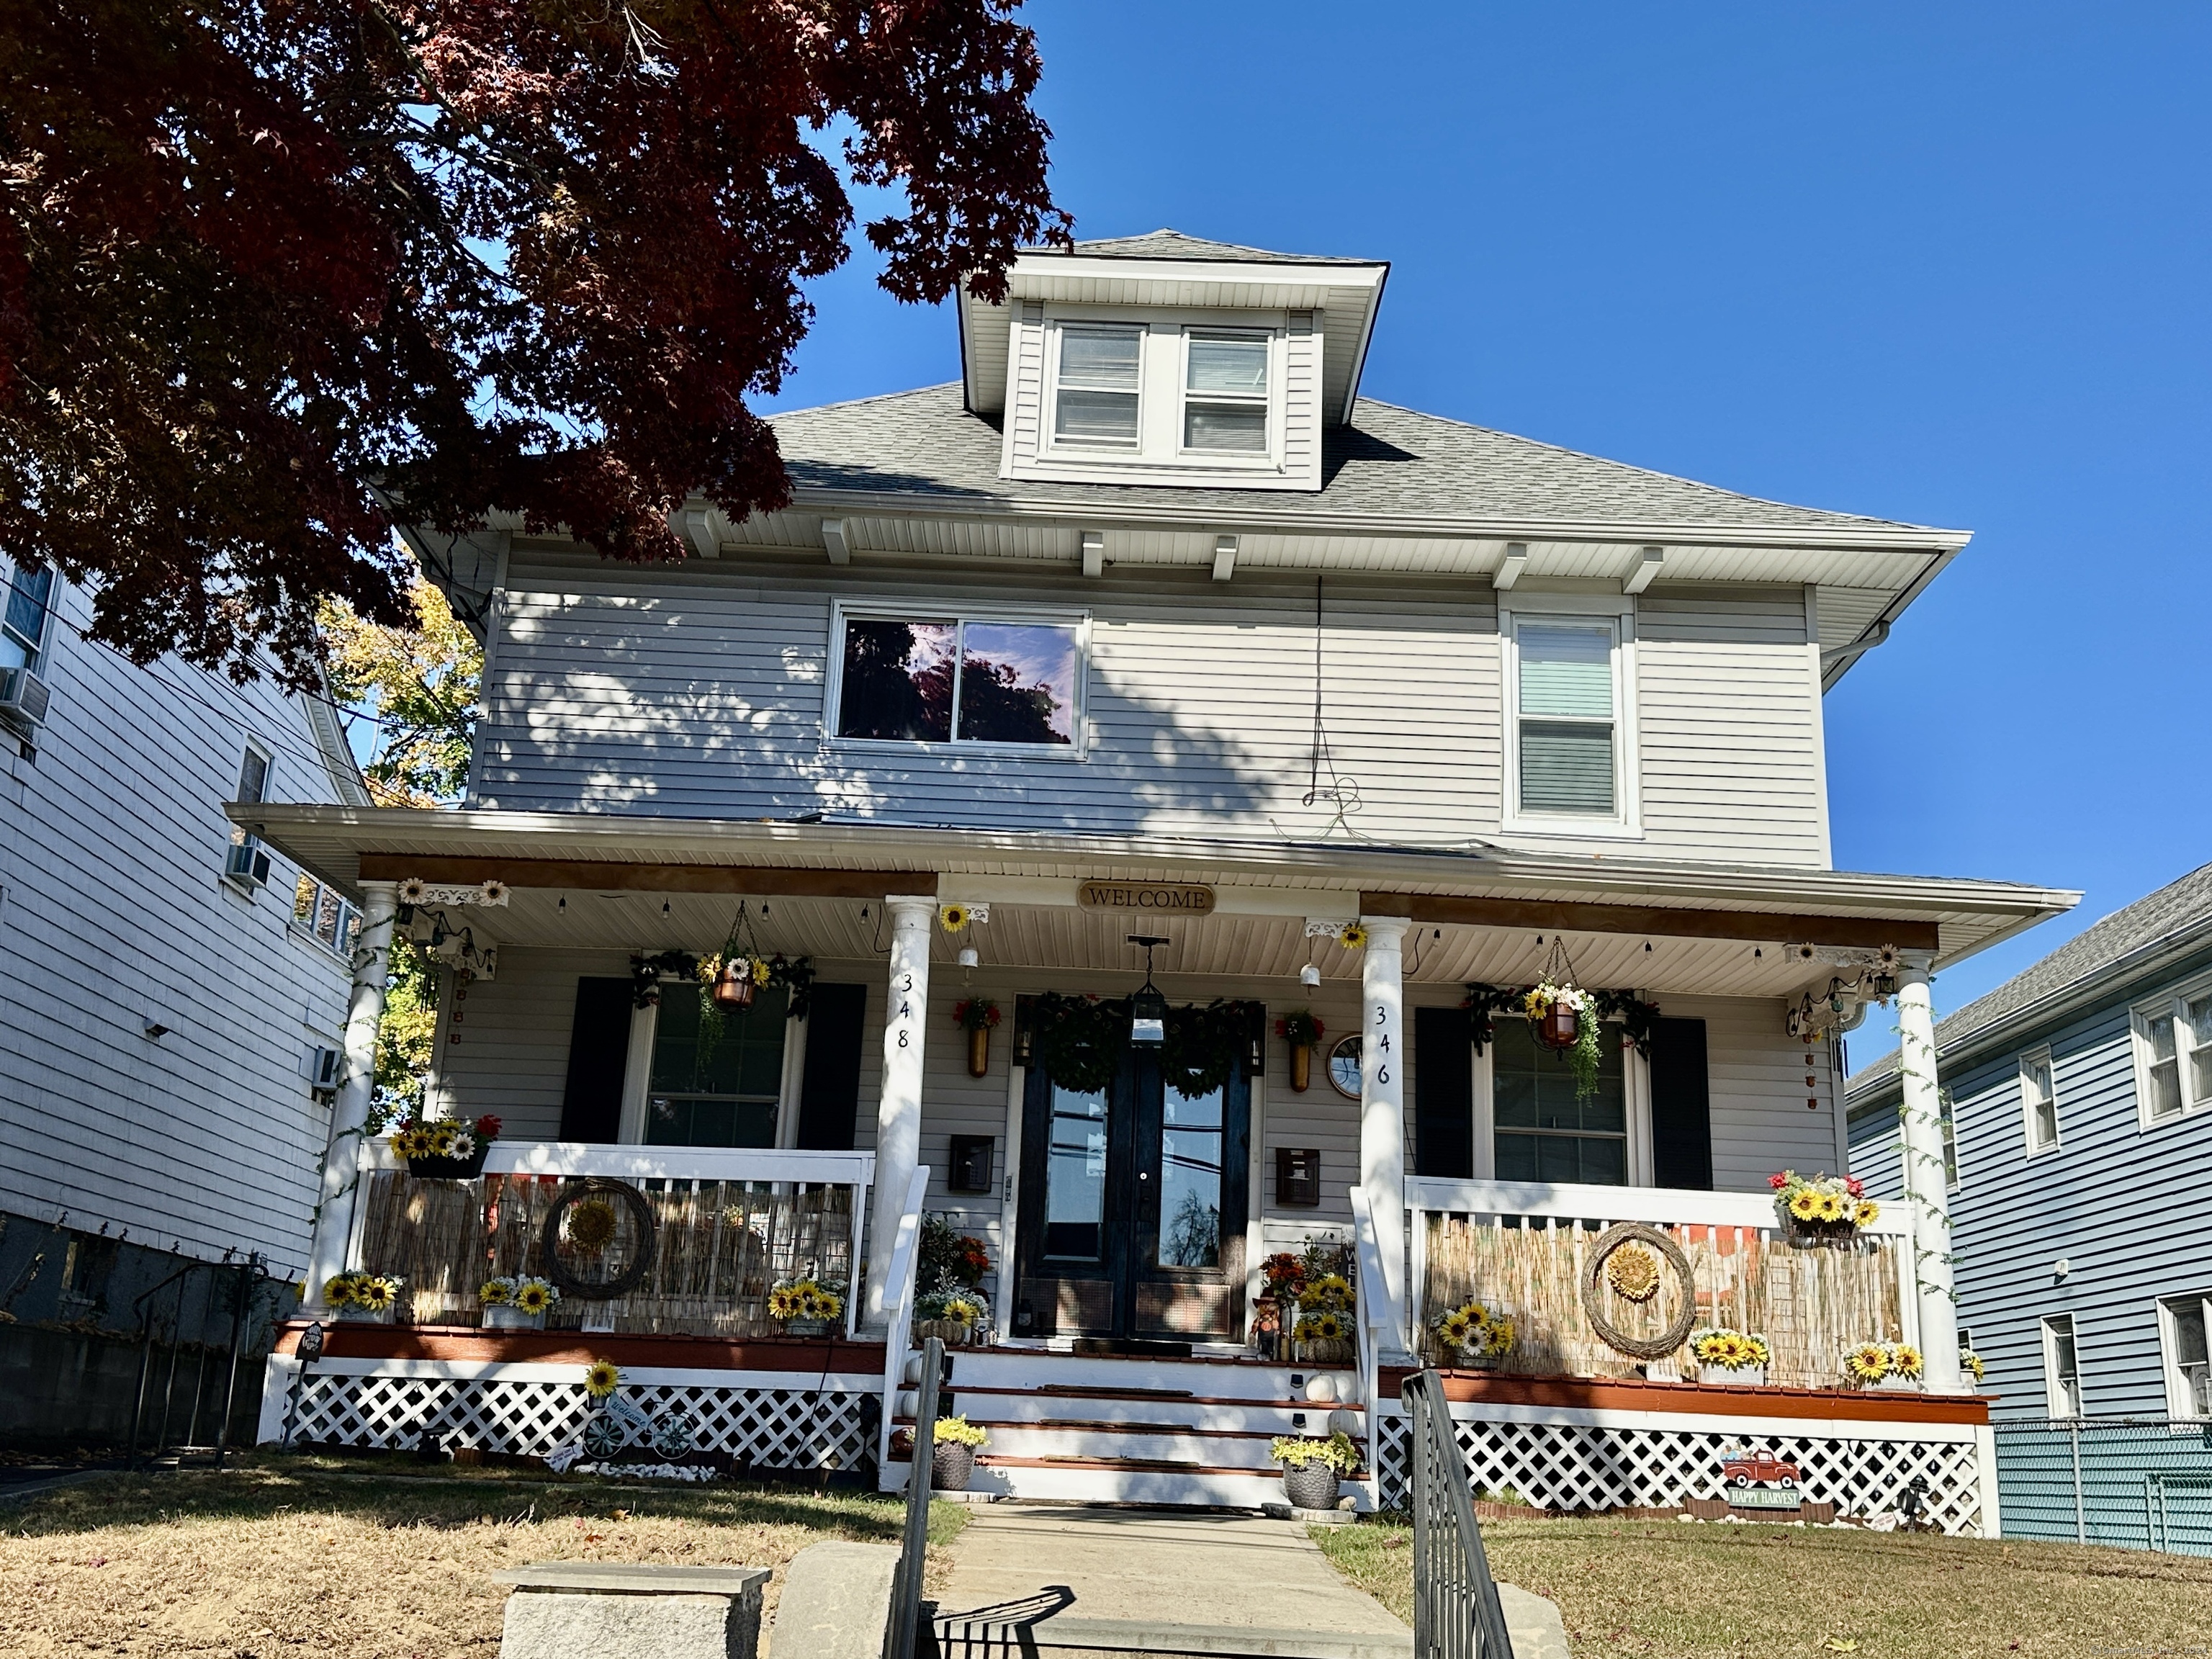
xmin=914 ymin=1318 xmax=974 ymax=1347
xmin=931 ymin=1440 xmax=976 ymax=1491
xmin=1289 ymin=1043 xmax=1313 ymax=1093
xmin=482 ymin=1305 xmax=545 ymax=1331
xmin=783 ymin=1318 xmax=831 ymax=1339
xmin=1784 ymin=1220 xmax=1858 ymax=1249
xmin=407 ymin=1146 xmax=490 ymax=1181
xmin=1451 ymin=1351 xmax=1501 ymax=1372
xmin=1280 ymin=1462 xmax=1341 ymax=1510
xmin=1699 ymin=1364 xmax=1766 ymax=1387
xmin=1296 ymin=1339 xmax=1355 ymax=1366
xmin=966 ymin=1025 xmax=992 ymax=1079
xmin=336 ymin=1305 xmax=395 ymax=1324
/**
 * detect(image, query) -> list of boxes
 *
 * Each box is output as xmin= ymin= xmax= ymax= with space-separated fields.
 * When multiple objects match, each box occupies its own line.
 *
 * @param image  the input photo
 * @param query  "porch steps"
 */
xmin=897 ymin=1346 xmax=1370 ymax=1510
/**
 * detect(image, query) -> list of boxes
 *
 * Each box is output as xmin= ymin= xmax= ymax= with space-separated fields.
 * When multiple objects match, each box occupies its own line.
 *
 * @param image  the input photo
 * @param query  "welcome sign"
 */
xmin=1076 ymin=880 xmax=1217 ymax=916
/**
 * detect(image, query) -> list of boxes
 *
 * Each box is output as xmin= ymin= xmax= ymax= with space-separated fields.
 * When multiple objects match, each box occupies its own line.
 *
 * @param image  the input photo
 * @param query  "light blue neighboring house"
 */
xmin=1847 ymin=861 xmax=2212 ymax=1425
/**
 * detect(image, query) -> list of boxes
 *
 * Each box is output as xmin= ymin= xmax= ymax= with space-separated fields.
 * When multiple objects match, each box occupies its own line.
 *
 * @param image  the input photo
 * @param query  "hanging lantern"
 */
xmin=711 ymin=959 xmax=758 ymax=1011
xmin=1128 ymin=934 xmax=1169 ymax=1046
xmin=1536 ymin=998 xmax=1581 ymax=1050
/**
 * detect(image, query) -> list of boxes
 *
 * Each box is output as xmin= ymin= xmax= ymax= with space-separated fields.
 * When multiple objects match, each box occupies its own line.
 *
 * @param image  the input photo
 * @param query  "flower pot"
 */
xmin=407 ymin=1146 xmax=490 ymax=1181
xmin=1455 ymin=1351 xmax=1501 ymax=1372
xmin=1281 ymin=1462 xmax=1341 ymax=1511
xmin=1537 ymin=999 xmax=1581 ymax=1050
xmin=336 ymin=1305 xmax=395 ymax=1324
xmin=967 ymin=1025 xmax=992 ymax=1079
xmin=1289 ymin=1043 xmax=1313 ymax=1093
xmin=1297 ymin=1339 xmax=1355 ymax=1366
xmin=1875 ymin=1373 xmax=1923 ymax=1392
xmin=483 ymin=1305 xmax=546 ymax=1331
xmin=1699 ymin=1364 xmax=1766 ymax=1387
xmin=1784 ymin=1220 xmax=1857 ymax=1249
xmin=931 ymin=1440 xmax=976 ymax=1491
xmin=914 ymin=1318 xmax=974 ymax=1347
xmin=783 ymin=1318 xmax=831 ymax=1339
xmin=710 ymin=963 xmax=757 ymax=1011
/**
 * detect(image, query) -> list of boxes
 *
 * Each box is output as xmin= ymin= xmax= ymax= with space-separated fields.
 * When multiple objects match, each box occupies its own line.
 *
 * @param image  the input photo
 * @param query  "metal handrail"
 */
xmin=884 ymin=1335 xmax=945 ymax=1659
xmin=1403 ymin=1370 xmax=1515 ymax=1659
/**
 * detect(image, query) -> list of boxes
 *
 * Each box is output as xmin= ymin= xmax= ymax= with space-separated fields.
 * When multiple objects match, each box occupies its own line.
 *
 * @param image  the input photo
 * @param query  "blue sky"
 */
xmin=759 ymin=4 xmax=2211 ymax=1051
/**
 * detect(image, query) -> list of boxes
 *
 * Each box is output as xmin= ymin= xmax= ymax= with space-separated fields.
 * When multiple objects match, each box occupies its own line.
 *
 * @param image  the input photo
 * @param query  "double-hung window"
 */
xmin=292 ymin=873 xmax=361 ymax=957
xmin=1052 ymin=324 xmax=1143 ymax=449
xmin=2133 ymin=977 xmax=2212 ymax=1126
xmin=2 ymin=559 xmax=53 ymax=696
xmin=2043 ymin=1313 xmax=2082 ymax=1418
xmin=225 ymin=743 xmax=274 ymax=886
xmin=2021 ymin=1048 xmax=2060 ymax=1154
xmin=1182 ymin=331 xmax=1269 ymax=454
xmin=832 ymin=608 xmax=1085 ymax=750
xmin=1510 ymin=614 xmax=1626 ymax=822
xmin=2162 ymin=1295 xmax=2212 ymax=1419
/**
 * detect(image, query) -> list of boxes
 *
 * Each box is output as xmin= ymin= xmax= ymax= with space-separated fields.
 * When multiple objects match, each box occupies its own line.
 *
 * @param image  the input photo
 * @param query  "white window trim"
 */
xmin=1174 ymin=325 xmax=1280 ymax=467
xmin=1043 ymin=319 xmax=1146 ymax=455
xmin=822 ymin=598 xmax=1092 ymax=760
xmin=289 ymin=873 xmax=361 ymax=961
xmin=2130 ymin=969 xmax=2212 ymax=1130
xmin=2041 ymin=1313 xmax=2082 ymax=1419
xmin=2020 ymin=1045 xmax=2061 ymax=1157
xmin=1499 ymin=595 xmax=1642 ymax=839
xmin=2158 ymin=1292 xmax=2212 ymax=1421
xmin=1475 ymin=1013 xmax=1653 ymax=1187
xmin=1 ymin=557 xmax=53 ymax=674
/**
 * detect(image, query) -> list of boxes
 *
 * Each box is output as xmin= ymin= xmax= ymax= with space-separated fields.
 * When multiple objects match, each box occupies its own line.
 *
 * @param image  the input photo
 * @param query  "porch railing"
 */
xmin=346 ymin=1141 xmax=874 ymax=1339
xmin=1404 ymin=1369 xmax=1516 ymax=1658
xmin=1406 ymin=1177 xmax=1917 ymax=1388
xmin=875 ymin=1165 xmax=933 ymax=1488
xmin=1348 ymin=1187 xmax=1389 ymax=1507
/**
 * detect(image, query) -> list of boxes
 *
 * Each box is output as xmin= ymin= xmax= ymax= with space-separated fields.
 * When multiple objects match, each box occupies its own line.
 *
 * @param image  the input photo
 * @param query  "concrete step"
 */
xmin=935 ymin=1614 xmax=1411 ymax=1658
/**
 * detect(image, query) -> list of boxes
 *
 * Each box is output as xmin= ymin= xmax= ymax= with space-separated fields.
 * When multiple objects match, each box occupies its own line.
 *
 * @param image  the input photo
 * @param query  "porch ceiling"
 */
xmin=237 ymin=806 xmax=2078 ymax=976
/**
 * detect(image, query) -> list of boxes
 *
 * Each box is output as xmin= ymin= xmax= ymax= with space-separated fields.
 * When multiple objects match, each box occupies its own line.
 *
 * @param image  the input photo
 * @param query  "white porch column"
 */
xmin=865 ymin=894 xmax=936 ymax=1331
xmin=1358 ymin=914 xmax=1411 ymax=1359
xmin=1897 ymin=952 xmax=1964 ymax=1390
xmin=305 ymin=880 xmax=398 ymax=1306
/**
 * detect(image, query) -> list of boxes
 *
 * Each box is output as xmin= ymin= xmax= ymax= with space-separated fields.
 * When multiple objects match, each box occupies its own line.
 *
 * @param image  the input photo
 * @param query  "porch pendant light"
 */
xmin=1128 ymin=935 xmax=1170 ymax=1046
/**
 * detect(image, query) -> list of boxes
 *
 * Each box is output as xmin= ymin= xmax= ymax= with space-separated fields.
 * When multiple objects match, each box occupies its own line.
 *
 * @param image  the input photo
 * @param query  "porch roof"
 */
xmin=238 ymin=806 xmax=2075 ymax=994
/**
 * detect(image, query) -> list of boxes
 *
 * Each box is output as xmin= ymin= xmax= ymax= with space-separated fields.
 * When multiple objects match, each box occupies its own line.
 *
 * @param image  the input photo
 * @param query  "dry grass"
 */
xmin=1316 ymin=1516 xmax=2212 ymax=1657
xmin=0 ymin=1452 xmax=965 ymax=1658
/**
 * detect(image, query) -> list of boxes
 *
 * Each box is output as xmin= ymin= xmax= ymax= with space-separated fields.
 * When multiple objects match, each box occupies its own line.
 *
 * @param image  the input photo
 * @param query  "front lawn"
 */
xmin=0 ymin=1452 xmax=964 ymax=1658
xmin=1316 ymin=1516 xmax=2212 ymax=1656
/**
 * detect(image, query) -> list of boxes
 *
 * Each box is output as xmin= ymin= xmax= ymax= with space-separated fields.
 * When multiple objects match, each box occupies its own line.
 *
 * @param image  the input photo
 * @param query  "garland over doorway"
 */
xmin=1026 ymin=992 xmax=1258 ymax=1097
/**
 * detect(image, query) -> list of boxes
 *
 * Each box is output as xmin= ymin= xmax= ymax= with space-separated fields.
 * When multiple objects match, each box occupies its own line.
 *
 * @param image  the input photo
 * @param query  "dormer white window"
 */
xmin=1183 ymin=331 xmax=1269 ymax=454
xmin=1500 ymin=595 xmax=1642 ymax=838
xmin=1053 ymin=324 xmax=1143 ymax=449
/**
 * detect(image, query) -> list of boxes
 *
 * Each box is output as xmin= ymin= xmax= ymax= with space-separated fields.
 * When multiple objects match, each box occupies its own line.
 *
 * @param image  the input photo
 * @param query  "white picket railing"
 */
xmin=876 ymin=1166 xmax=934 ymax=1488
xmin=1347 ymin=1186 xmax=1390 ymax=1509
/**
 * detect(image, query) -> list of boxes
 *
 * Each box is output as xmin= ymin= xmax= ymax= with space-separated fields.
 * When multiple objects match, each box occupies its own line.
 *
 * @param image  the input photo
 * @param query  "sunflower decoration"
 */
xmin=1787 ymin=1187 xmax=1823 ymax=1223
xmin=1300 ymin=1273 xmax=1355 ymax=1314
xmin=1844 ymin=1342 xmax=1892 ymax=1384
xmin=1962 ymin=1349 xmax=1986 ymax=1385
xmin=323 ymin=1273 xmax=358 ymax=1307
xmin=1889 ymin=1342 xmax=1925 ymax=1380
xmin=1814 ymin=1190 xmax=1847 ymax=1225
xmin=478 ymin=879 xmax=510 ymax=905
xmin=566 ymin=1198 xmax=619 ymax=1252
xmin=1296 ymin=1311 xmax=1347 ymax=1343
xmin=1436 ymin=1301 xmax=1488 ymax=1353
xmin=1337 ymin=922 xmax=1368 ymax=950
xmin=1604 ymin=1243 xmax=1663 ymax=1304
xmin=513 ymin=1279 xmax=557 ymax=1317
xmin=350 ymin=1274 xmax=400 ymax=1313
xmin=397 ymin=877 xmax=429 ymax=904
xmin=1853 ymin=1198 xmax=1881 ymax=1228
xmin=1483 ymin=1316 xmax=1516 ymax=1357
xmin=479 ymin=1277 xmax=515 ymax=1306
xmin=939 ymin=902 xmax=974 ymax=934
xmin=583 ymin=1359 xmax=622 ymax=1399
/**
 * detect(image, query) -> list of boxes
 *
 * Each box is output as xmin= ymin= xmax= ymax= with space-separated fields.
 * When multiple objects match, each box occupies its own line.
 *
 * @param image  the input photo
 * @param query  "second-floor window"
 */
xmin=2 ymin=559 xmax=53 ymax=688
xmin=1053 ymin=324 xmax=1143 ymax=448
xmin=292 ymin=873 xmax=362 ymax=957
xmin=2133 ymin=976 xmax=2212 ymax=1126
xmin=1509 ymin=613 xmax=1626 ymax=822
xmin=2021 ymin=1047 xmax=2059 ymax=1154
xmin=832 ymin=608 xmax=1084 ymax=750
xmin=1183 ymin=331 xmax=1269 ymax=453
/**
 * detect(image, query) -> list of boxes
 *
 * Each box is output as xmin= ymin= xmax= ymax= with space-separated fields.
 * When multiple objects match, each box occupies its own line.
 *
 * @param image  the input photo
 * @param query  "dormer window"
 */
xmin=1053 ymin=325 xmax=1143 ymax=448
xmin=1183 ymin=332 xmax=1269 ymax=453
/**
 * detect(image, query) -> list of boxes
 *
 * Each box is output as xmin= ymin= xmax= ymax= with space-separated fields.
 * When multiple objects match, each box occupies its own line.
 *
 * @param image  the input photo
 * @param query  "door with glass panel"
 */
xmin=1012 ymin=1052 xmax=1250 ymax=1341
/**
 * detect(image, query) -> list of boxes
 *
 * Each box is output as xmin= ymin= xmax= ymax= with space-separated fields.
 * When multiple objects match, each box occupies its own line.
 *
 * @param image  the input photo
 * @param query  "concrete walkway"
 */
xmin=934 ymin=1505 xmax=1411 ymax=1656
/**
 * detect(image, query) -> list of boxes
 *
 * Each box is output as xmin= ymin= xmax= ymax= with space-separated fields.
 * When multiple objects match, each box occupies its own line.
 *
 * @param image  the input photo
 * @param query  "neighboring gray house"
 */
xmin=0 ymin=554 xmax=365 ymax=1447
xmin=1848 ymin=861 xmax=2212 ymax=1422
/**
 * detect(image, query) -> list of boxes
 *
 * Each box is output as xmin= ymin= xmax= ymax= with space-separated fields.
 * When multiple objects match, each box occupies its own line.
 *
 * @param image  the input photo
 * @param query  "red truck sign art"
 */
xmin=1721 ymin=1451 xmax=1800 ymax=1488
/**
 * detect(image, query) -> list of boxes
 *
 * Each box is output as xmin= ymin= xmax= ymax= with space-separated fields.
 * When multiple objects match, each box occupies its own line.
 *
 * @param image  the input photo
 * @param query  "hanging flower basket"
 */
xmin=1537 ymin=997 xmax=1581 ymax=1049
xmin=710 ymin=958 xmax=760 ymax=1011
xmin=391 ymin=1115 xmax=500 ymax=1180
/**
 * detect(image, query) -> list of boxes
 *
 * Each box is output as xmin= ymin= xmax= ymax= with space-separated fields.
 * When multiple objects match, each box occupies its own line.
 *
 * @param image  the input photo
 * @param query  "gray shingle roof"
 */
xmin=1046 ymin=228 xmax=1385 ymax=266
xmin=771 ymin=384 xmax=1928 ymax=533
xmin=1848 ymin=860 xmax=2212 ymax=1097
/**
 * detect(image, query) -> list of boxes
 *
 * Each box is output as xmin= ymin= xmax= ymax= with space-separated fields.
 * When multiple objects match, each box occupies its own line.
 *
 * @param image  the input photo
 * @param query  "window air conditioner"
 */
xmin=305 ymin=1046 xmax=343 ymax=1091
xmin=225 ymin=836 xmax=272 ymax=887
xmin=0 ymin=667 xmax=49 ymax=727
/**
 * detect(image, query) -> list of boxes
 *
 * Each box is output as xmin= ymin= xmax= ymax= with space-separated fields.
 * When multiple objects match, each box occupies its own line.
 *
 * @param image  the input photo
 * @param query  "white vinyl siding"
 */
xmin=2132 ymin=974 xmax=2212 ymax=1127
xmin=2021 ymin=1047 xmax=2059 ymax=1154
xmin=2044 ymin=1313 xmax=2082 ymax=1418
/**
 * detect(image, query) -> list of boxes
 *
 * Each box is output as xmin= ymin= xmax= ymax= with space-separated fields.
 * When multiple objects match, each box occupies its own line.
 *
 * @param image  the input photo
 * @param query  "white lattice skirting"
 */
xmin=267 ymin=1362 xmax=873 ymax=1474
xmin=1375 ymin=1405 xmax=1988 ymax=1537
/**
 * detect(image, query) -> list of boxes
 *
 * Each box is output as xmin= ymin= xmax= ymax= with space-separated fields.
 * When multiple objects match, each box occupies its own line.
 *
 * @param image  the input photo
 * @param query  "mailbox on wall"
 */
xmin=1276 ymin=1146 xmax=1321 ymax=1208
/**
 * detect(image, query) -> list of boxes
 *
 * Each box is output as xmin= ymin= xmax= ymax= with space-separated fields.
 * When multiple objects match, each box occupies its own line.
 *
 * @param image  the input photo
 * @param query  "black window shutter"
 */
xmin=1648 ymin=1016 xmax=1712 ymax=1190
xmin=1412 ymin=1004 xmax=1475 ymax=1180
xmin=558 ymin=977 xmax=636 ymax=1143
xmin=796 ymin=983 xmax=870 ymax=1151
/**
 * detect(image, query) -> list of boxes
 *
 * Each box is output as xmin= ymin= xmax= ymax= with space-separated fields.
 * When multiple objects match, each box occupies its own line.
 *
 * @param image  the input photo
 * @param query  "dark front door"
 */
xmin=1012 ymin=1050 xmax=1249 ymax=1341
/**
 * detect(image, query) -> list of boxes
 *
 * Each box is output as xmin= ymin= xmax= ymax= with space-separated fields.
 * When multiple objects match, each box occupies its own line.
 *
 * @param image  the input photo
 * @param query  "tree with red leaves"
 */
xmin=0 ymin=1 xmax=1065 ymax=685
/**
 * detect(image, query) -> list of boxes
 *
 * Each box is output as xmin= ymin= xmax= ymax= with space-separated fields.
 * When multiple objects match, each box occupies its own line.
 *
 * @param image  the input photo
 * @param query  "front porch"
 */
xmin=244 ymin=807 xmax=2069 ymax=1527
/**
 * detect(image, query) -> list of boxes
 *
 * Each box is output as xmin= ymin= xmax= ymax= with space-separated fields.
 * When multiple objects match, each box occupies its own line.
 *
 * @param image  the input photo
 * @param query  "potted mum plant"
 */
xmin=953 ymin=998 xmax=1001 ymax=1077
xmin=480 ymin=1274 xmax=559 ymax=1330
xmin=391 ymin=1114 xmax=502 ymax=1179
xmin=931 ymin=1415 xmax=988 ymax=1491
xmin=1274 ymin=1010 xmax=1325 ymax=1093
xmin=324 ymin=1271 xmax=404 ymax=1323
xmin=1689 ymin=1326 xmax=1772 ymax=1386
xmin=1770 ymin=1169 xmax=1879 ymax=1246
xmin=1271 ymin=1431 xmax=1360 ymax=1511
xmin=1434 ymin=1300 xmax=1517 ymax=1370
xmin=768 ymin=1277 xmax=845 ymax=1338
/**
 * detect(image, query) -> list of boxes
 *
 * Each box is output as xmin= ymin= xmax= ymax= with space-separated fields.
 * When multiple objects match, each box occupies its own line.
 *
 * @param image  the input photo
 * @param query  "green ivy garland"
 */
xmin=1029 ymin=992 xmax=1249 ymax=1097
xmin=1461 ymin=984 xmax=1663 ymax=1066
xmin=1161 ymin=999 xmax=1244 ymax=1097
xmin=629 ymin=950 xmax=817 ymax=1021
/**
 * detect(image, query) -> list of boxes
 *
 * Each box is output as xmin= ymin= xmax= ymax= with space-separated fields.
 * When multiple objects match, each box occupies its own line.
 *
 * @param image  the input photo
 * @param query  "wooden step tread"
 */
xmin=953 ymin=1383 xmax=1364 ymax=1411
xmin=1036 ymin=1382 xmax=1195 ymax=1399
xmin=896 ymin=1417 xmax=1290 ymax=1439
xmin=976 ymin=1454 xmax=1274 ymax=1475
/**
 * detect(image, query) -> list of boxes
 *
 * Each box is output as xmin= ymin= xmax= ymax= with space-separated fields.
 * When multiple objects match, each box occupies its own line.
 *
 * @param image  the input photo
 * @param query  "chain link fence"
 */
xmin=1995 ymin=1417 xmax=2212 ymax=1554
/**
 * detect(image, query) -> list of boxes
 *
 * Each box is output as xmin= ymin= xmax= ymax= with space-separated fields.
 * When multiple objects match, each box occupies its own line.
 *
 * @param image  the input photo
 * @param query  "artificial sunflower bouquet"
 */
xmin=1843 ymin=1340 xmax=1925 ymax=1389
xmin=390 ymin=1114 xmax=502 ymax=1179
xmin=768 ymin=1277 xmax=845 ymax=1333
xmin=323 ymin=1270 xmax=405 ymax=1319
xmin=1688 ymin=1326 xmax=1772 ymax=1382
xmin=1434 ymin=1300 xmax=1517 ymax=1367
xmin=480 ymin=1274 xmax=560 ymax=1326
xmin=1769 ymin=1169 xmax=1879 ymax=1242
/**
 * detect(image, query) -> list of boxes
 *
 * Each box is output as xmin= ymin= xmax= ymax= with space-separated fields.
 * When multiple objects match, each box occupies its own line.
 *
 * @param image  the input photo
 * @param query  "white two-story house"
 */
xmin=247 ymin=230 xmax=2074 ymax=1528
